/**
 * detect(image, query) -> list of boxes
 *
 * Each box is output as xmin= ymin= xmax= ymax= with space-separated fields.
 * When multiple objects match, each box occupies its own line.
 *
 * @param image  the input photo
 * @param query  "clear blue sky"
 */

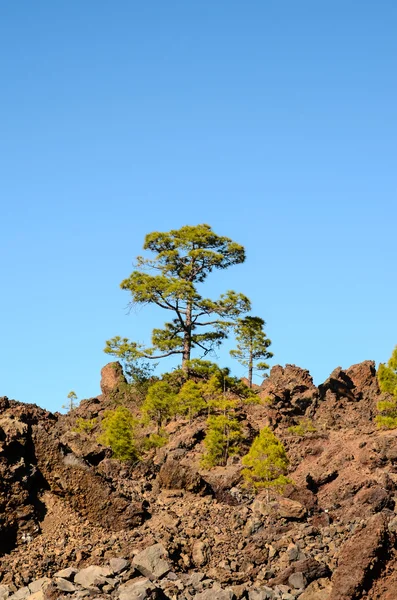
xmin=1 ymin=2 xmax=396 ymax=412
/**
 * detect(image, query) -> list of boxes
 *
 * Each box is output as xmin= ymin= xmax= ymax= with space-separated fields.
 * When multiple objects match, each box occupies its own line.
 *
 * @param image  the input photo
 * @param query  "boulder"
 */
xmin=74 ymin=565 xmax=112 ymax=589
xmin=158 ymin=455 xmax=211 ymax=494
xmin=330 ymin=512 xmax=390 ymax=600
xmin=118 ymin=577 xmax=158 ymax=600
xmin=133 ymin=544 xmax=171 ymax=581
xmin=100 ymin=362 xmax=127 ymax=396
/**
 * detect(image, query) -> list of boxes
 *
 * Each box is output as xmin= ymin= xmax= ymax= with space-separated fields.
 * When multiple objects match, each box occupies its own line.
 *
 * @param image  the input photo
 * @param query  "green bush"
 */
xmin=242 ymin=427 xmax=291 ymax=494
xmin=98 ymin=406 xmax=138 ymax=461
xmin=376 ymin=346 xmax=397 ymax=429
xmin=201 ymin=414 xmax=243 ymax=468
xmin=142 ymin=381 xmax=177 ymax=431
xmin=177 ymin=380 xmax=206 ymax=422
xmin=288 ymin=419 xmax=316 ymax=437
xmin=140 ymin=430 xmax=169 ymax=451
xmin=73 ymin=417 xmax=97 ymax=433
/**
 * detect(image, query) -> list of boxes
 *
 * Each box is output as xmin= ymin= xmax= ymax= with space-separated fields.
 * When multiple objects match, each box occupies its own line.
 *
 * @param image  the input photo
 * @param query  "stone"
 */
xmin=55 ymin=578 xmax=77 ymax=593
xmin=132 ymin=544 xmax=170 ymax=581
xmin=28 ymin=580 xmax=51 ymax=594
xmin=278 ymin=498 xmax=306 ymax=520
xmin=330 ymin=513 xmax=389 ymax=600
xmin=158 ymin=456 xmax=210 ymax=494
xmin=53 ymin=568 xmax=77 ymax=581
xmin=74 ymin=566 xmax=112 ymax=589
xmin=288 ymin=572 xmax=307 ymax=590
xmin=118 ymin=577 xmax=156 ymax=600
xmin=100 ymin=361 xmax=127 ymax=395
xmin=8 ymin=588 xmax=30 ymax=600
xmin=110 ymin=558 xmax=130 ymax=574
xmin=192 ymin=541 xmax=209 ymax=567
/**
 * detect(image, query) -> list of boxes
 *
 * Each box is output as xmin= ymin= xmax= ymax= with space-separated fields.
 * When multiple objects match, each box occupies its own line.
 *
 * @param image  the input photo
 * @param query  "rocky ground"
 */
xmin=0 ymin=359 xmax=397 ymax=599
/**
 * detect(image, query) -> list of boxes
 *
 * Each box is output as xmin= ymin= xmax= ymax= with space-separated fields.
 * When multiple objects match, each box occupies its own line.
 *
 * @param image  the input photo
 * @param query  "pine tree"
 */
xmin=376 ymin=346 xmax=397 ymax=429
xmin=142 ymin=381 xmax=177 ymax=431
xmin=107 ymin=224 xmax=251 ymax=373
xmin=63 ymin=391 xmax=78 ymax=413
xmin=230 ymin=316 xmax=273 ymax=387
xmin=201 ymin=414 xmax=243 ymax=468
xmin=242 ymin=427 xmax=291 ymax=495
xmin=177 ymin=380 xmax=206 ymax=422
xmin=99 ymin=406 xmax=138 ymax=461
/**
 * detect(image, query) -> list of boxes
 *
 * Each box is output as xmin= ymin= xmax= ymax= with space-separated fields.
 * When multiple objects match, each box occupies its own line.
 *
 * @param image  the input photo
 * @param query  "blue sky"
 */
xmin=0 ymin=2 xmax=396 ymax=411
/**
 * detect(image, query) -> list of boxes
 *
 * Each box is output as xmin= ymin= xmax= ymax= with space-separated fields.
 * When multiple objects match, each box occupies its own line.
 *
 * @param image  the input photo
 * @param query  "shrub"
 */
xmin=177 ymin=380 xmax=206 ymax=422
xmin=288 ymin=419 xmax=316 ymax=437
xmin=73 ymin=417 xmax=97 ymax=433
xmin=140 ymin=430 xmax=169 ymax=451
xmin=98 ymin=406 xmax=138 ymax=461
xmin=201 ymin=414 xmax=243 ymax=468
xmin=376 ymin=346 xmax=397 ymax=429
xmin=242 ymin=427 xmax=291 ymax=494
xmin=142 ymin=381 xmax=177 ymax=431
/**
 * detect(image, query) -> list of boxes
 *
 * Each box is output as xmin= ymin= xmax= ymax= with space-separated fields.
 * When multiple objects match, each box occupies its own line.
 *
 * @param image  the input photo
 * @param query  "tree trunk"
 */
xmin=248 ymin=343 xmax=253 ymax=388
xmin=182 ymin=301 xmax=192 ymax=372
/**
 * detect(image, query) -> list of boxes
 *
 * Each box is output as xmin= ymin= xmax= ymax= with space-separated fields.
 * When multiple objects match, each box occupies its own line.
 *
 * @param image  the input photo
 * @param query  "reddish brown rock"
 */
xmin=100 ymin=361 xmax=126 ymax=396
xmin=329 ymin=512 xmax=390 ymax=600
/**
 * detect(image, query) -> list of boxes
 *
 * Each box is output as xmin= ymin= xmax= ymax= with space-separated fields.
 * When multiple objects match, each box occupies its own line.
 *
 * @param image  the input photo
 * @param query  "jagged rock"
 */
xmin=53 ymin=568 xmax=77 ymax=580
xmin=329 ymin=512 xmax=390 ymax=600
xmin=118 ymin=577 xmax=158 ymax=600
xmin=9 ymin=588 xmax=30 ymax=600
xmin=270 ymin=559 xmax=330 ymax=587
xmin=100 ymin=362 xmax=127 ymax=396
xmin=260 ymin=364 xmax=317 ymax=416
xmin=110 ymin=558 xmax=130 ymax=574
xmin=54 ymin=578 xmax=77 ymax=592
xmin=132 ymin=544 xmax=170 ymax=581
xmin=158 ymin=455 xmax=211 ymax=494
xmin=278 ymin=498 xmax=307 ymax=520
xmin=27 ymin=580 xmax=51 ymax=594
xmin=288 ymin=571 xmax=307 ymax=589
xmin=192 ymin=540 xmax=210 ymax=567
xmin=74 ymin=565 xmax=112 ymax=589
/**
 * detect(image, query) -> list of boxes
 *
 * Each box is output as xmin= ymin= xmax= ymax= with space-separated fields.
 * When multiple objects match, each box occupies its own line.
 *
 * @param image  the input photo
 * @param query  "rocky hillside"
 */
xmin=0 ymin=360 xmax=397 ymax=600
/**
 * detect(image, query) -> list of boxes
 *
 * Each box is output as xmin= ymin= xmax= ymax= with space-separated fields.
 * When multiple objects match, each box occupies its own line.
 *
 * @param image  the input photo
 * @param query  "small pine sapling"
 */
xmin=177 ymin=380 xmax=206 ymax=422
xmin=142 ymin=381 xmax=177 ymax=432
xmin=63 ymin=391 xmax=78 ymax=413
xmin=242 ymin=427 xmax=291 ymax=497
xmin=201 ymin=414 xmax=243 ymax=468
xmin=99 ymin=406 xmax=138 ymax=461
xmin=376 ymin=346 xmax=397 ymax=429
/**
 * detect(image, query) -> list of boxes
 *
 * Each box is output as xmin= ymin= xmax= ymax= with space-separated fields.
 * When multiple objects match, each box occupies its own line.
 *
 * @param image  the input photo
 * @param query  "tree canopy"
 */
xmin=109 ymin=224 xmax=251 ymax=372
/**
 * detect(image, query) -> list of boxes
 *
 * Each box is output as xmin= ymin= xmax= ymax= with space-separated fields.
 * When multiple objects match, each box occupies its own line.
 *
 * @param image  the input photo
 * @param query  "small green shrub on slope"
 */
xmin=201 ymin=414 xmax=243 ymax=468
xmin=376 ymin=346 xmax=397 ymax=429
xmin=142 ymin=381 xmax=177 ymax=431
xmin=242 ymin=427 xmax=291 ymax=494
xmin=99 ymin=406 xmax=138 ymax=461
